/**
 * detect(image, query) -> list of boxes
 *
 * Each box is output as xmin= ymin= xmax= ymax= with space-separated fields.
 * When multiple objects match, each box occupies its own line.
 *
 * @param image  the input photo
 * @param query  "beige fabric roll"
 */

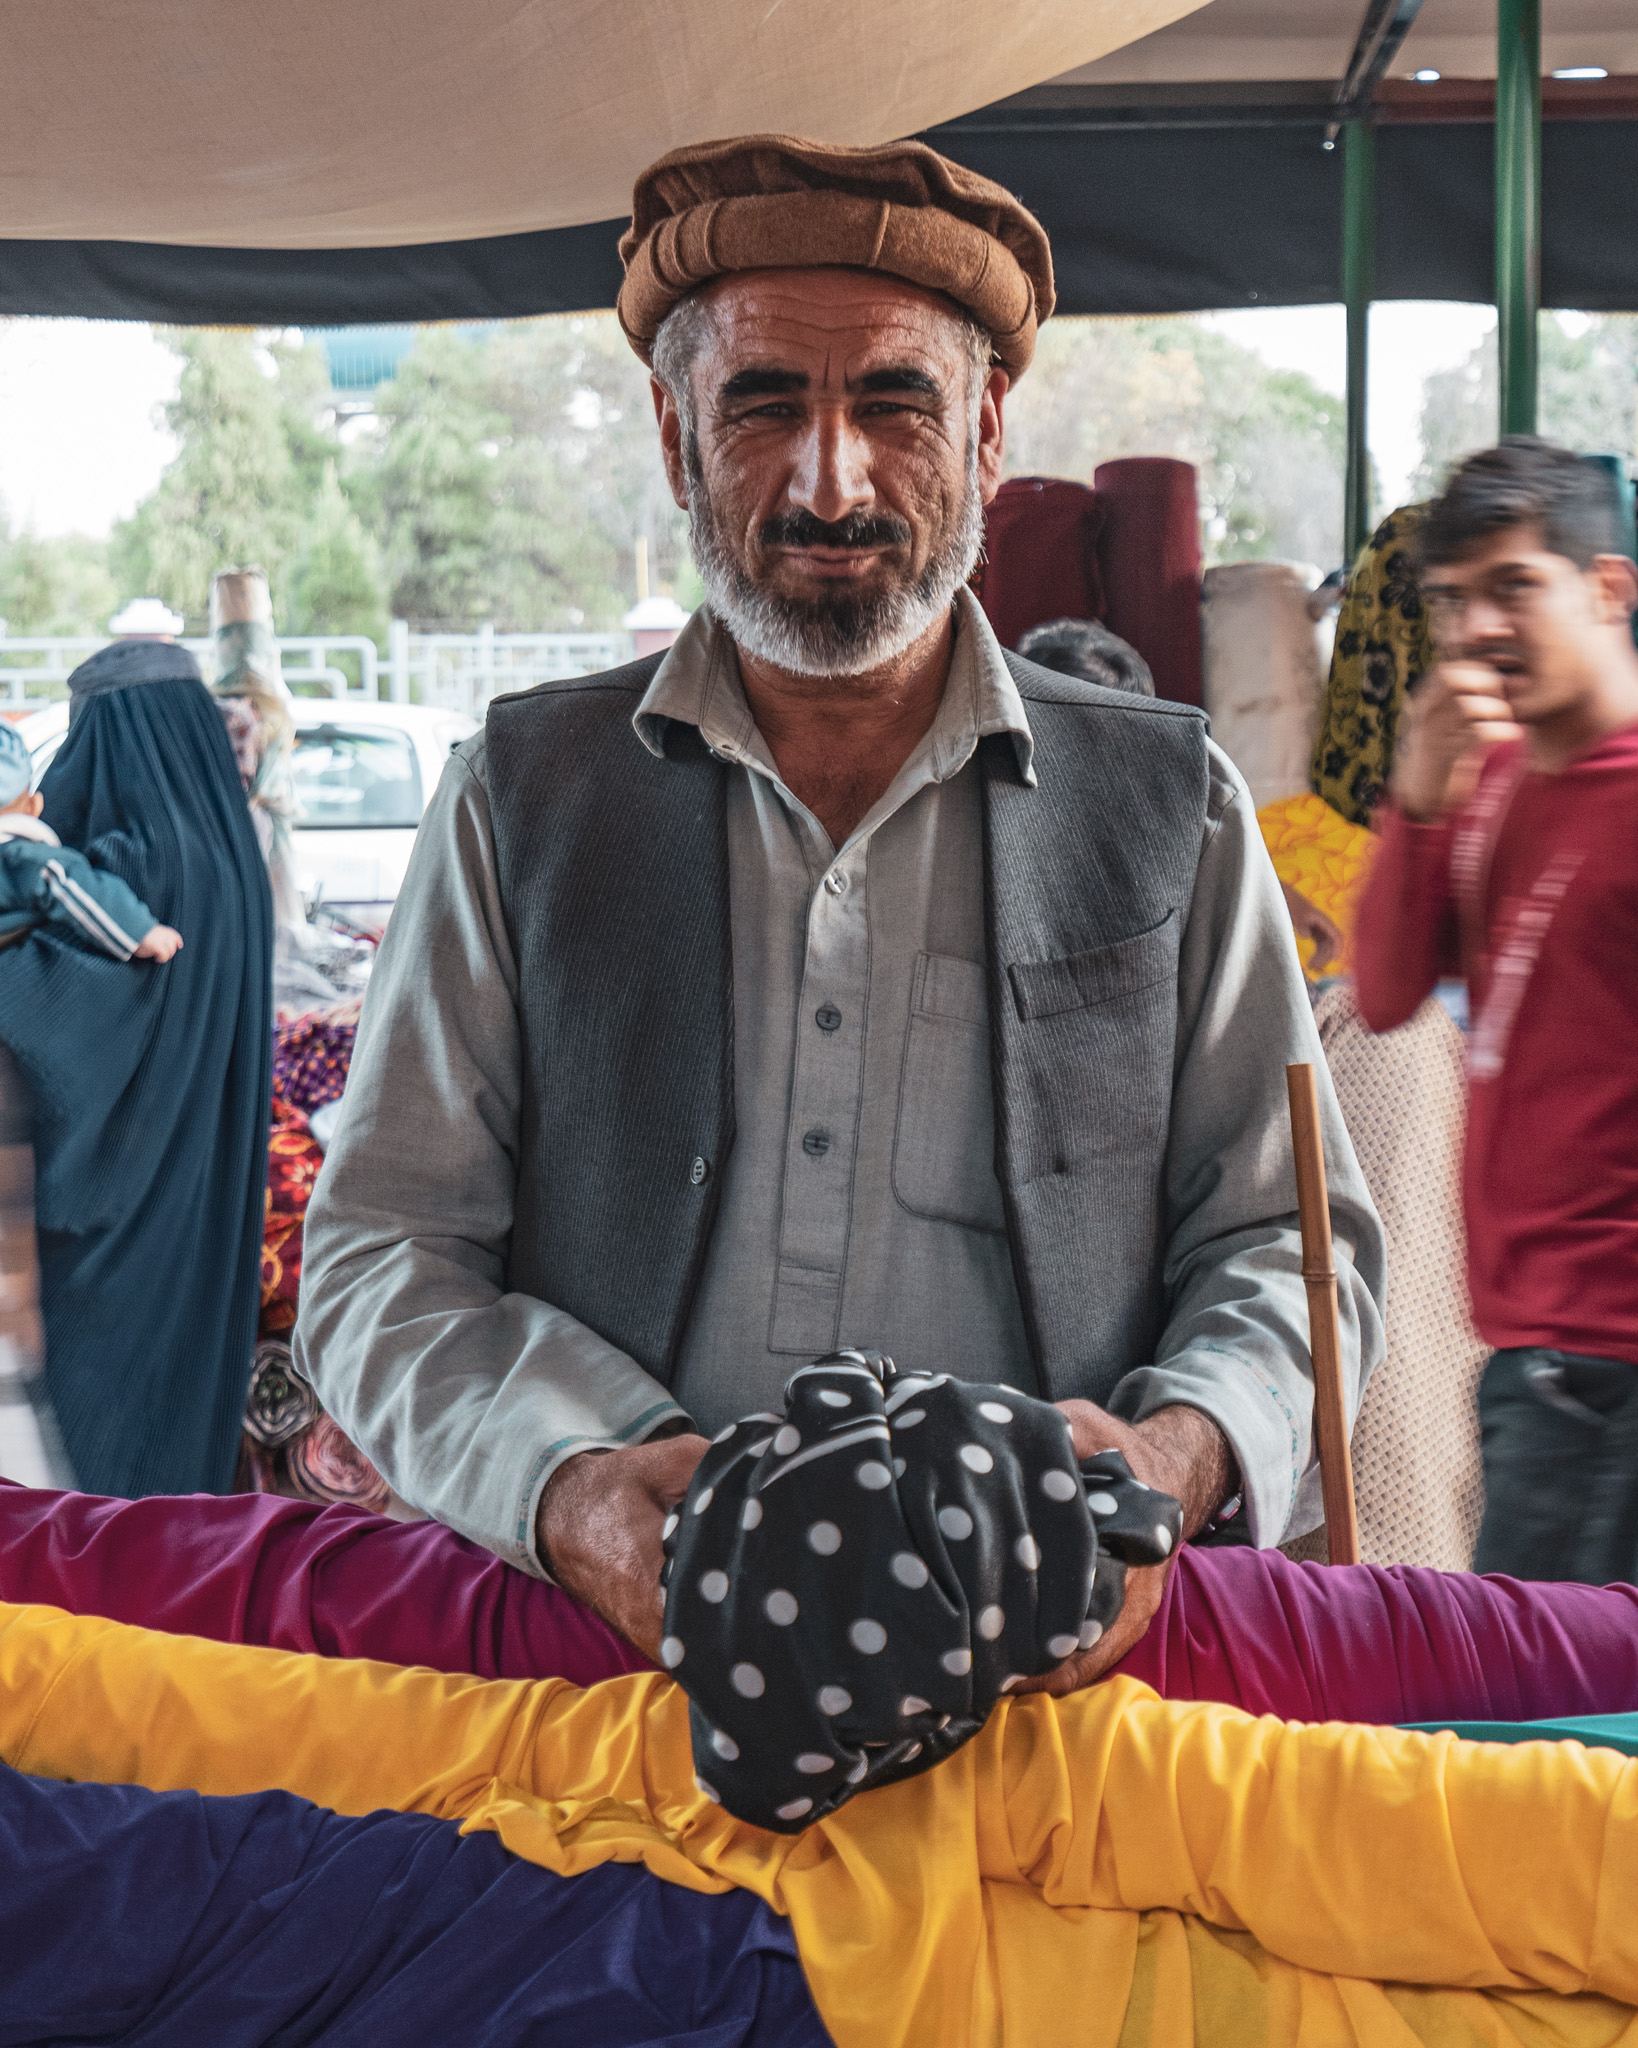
xmin=1284 ymin=984 xmax=1487 ymax=1572
xmin=618 ymin=136 xmax=1054 ymax=379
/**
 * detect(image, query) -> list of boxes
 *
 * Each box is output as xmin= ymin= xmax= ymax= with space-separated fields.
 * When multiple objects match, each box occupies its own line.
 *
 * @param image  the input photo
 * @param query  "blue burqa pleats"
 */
xmin=0 ymin=1762 xmax=831 ymax=2047
xmin=0 ymin=641 xmax=272 ymax=1495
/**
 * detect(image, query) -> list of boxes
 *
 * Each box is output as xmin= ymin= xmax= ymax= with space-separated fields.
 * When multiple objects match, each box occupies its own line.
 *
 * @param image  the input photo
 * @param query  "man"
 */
xmin=298 ymin=135 xmax=1383 ymax=1682
xmin=1355 ymin=438 xmax=1638 ymax=1582
xmin=1015 ymin=617 xmax=1155 ymax=696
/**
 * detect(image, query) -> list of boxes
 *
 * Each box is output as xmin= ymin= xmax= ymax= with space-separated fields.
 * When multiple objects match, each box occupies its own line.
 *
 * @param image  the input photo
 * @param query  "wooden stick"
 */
xmin=1285 ymin=1062 xmax=1361 ymax=1567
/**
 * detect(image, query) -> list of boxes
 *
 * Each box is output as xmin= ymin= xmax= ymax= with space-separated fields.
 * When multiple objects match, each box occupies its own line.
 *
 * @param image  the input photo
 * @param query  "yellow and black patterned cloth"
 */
xmin=1312 ymin=504 xmax=1435 ymax=826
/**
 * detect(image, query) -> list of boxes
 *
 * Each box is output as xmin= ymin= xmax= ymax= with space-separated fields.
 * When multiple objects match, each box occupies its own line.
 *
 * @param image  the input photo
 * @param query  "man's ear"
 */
xmin=1590 ymin=552 xmax=1638 ymax=625
xmin=652 ymin=376 xmax=691 ymax=512
xmin=975 ymin=366 xmax=1009 ymax=508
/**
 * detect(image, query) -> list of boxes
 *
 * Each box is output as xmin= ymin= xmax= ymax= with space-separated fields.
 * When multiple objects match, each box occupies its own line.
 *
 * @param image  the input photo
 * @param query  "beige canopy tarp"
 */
xmin=1 ymin=0 xmax=1204 ymax=247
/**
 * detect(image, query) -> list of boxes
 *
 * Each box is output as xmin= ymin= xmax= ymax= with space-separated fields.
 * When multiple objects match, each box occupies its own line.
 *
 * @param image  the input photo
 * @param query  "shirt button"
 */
xmin=690 ymin=1156 xmax=710 ymax=1186
xmin=801 ymin=1128 xmax=831 ymax=1158
xmin=815 ymin=1004 xmax=842 ymax=1033
xmin=823 ymin=870 xmax=847 ymax=897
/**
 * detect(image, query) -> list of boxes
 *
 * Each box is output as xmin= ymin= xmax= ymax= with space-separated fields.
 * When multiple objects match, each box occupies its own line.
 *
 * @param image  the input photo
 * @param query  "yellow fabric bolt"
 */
xmin=5 ymin=1599 xmax=1638 ymax=2048
xmin=1258 ymin=790 xmax=1378 ymax=979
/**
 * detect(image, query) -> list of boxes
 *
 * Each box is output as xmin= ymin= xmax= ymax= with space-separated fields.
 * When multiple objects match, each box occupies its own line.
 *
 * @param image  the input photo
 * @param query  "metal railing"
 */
xmin=383 ymin=622 xmax=631 ymax=714
xmin=0 ymin=626 xmax=633 ymax=715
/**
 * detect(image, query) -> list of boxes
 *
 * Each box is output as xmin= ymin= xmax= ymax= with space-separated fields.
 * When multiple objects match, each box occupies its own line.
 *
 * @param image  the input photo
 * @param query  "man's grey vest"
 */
xmin=486 ymin=652 xmax=1209 ymax=1406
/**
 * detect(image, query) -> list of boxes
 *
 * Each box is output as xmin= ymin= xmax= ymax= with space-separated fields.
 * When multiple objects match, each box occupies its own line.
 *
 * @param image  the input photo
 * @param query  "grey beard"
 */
xmin=684 ymin=457 xmax=986 ymax=681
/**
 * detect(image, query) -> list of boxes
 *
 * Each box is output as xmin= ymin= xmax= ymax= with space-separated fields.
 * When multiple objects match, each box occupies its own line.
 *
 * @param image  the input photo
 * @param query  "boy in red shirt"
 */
xmin=1355 ymin=438 xmax=1638 ymax=1583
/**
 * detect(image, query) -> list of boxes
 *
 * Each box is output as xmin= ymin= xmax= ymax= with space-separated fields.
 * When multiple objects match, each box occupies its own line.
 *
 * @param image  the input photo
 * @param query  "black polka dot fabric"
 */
xmin=659 ymin=1350 xmax=1183 ymax=1833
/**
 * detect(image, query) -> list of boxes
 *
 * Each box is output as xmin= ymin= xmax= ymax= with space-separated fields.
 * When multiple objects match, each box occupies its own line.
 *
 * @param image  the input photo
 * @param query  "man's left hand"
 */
xmin=1012 ymin=1401 xmax=1235 ymax=1697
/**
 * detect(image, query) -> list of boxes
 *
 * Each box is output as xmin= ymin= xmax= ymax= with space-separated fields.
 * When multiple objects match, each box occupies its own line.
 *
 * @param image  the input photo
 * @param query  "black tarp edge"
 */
xmin=0 ymin=118 xmax=1634 ymax=324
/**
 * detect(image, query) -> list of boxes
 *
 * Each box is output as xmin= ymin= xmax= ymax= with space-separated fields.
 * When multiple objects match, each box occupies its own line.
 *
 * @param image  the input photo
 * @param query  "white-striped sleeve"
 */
xmin=42 ymin=860 xmax=141 ymax=959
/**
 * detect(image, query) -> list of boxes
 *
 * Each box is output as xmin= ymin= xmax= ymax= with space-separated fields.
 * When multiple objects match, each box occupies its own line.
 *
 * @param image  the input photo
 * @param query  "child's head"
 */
xmin=0 ymin=726 xmax=39 ymax=817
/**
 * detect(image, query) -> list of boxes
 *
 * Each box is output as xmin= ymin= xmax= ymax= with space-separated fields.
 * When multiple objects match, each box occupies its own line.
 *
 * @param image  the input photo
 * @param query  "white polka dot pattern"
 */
xmin=657 ymin=1349 xmax=1181 ymax=1836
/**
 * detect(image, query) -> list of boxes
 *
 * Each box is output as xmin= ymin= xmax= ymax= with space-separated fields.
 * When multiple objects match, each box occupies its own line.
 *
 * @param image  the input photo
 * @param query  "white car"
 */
xmin=18 ymin=695 xmax=476 ymax=932
xmin=287 ymin=699 xmax=476 ymax=930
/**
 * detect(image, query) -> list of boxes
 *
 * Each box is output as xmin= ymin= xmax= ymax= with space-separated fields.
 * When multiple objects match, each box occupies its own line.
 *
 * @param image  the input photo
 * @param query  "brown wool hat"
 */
xmin=617 ymin=134 xmax=1055 ymax=381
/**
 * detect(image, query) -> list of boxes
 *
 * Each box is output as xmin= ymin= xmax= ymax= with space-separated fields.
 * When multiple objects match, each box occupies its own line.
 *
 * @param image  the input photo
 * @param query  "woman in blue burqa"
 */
xmin=0 ymin=639 xmax=271 ymax=1495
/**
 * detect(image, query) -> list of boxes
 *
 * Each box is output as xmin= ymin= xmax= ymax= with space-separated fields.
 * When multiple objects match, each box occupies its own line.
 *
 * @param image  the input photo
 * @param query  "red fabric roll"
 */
xmin=5 ymin=1479 xmax=1638 ymax=1725
xmin=1092 ymin=456 xmax=1204 ymax=706
xmin=0 ymin=1480 xmax=649 ymax=1685
xmin=974 ymin=476 xmax=1105 ymax=651
xmin=1113 ymin=1542 xmax=1638 ymax=1724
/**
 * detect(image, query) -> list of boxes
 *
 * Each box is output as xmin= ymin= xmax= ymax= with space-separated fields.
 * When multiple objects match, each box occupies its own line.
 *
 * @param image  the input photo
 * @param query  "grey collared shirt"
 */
xmin=297 ymin=590 xmax=1384 ymax=1573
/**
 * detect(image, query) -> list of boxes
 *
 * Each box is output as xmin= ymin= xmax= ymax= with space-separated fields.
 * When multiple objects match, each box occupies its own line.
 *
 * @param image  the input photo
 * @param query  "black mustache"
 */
xmin=759 ymin=509 xmax=913 ymax=551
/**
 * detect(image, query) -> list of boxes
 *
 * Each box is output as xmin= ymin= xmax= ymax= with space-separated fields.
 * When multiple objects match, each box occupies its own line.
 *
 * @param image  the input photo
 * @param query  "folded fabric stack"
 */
xmin=3 ymin=1479 xmax=1638 ymax=2046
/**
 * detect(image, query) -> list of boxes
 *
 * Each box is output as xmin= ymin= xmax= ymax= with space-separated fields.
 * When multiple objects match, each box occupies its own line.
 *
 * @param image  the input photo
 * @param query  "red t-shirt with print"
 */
xmin=1354 ymin=724 xmax=1638 ymax=1360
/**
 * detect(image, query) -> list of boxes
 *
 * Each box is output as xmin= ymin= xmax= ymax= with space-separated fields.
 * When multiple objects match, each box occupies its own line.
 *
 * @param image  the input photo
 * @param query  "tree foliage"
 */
xmin=1005 ymin=318 xmax=1350 ymax=569
xmin=361 ymin=318 xmax=689 ymax=630
xmin=108 ymin=331 xmax=330 ymax=631
xmin=1413 ymin=314 xmax=1638 ymax=502
xmin=282 ymin=464 xmax=388 ymax=644
xmin=0 ymin=524 xmax=118 ymax=636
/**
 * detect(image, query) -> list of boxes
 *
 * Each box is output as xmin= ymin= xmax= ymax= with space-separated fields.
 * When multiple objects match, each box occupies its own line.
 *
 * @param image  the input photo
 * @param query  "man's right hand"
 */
xmin=1391 ymin=660 xmax=1522 ymax=821
xmin=536 ymin=1434 xmax=710 ymax=1659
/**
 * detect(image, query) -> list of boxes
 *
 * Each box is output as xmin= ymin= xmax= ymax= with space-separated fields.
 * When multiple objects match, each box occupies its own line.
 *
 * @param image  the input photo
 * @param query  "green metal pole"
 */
xmin=1495 ymin=0 xmax=1540 ymax=436
xmin=1342 ymin=120 xmax=1376 ymax=563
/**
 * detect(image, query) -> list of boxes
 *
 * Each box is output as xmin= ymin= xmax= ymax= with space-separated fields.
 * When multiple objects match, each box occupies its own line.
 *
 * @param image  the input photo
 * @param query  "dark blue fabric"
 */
xmin=0 ymin=1762 xmax=831 ymax=2047
xmin=0 ymin=645 xmax=272 ymax=1495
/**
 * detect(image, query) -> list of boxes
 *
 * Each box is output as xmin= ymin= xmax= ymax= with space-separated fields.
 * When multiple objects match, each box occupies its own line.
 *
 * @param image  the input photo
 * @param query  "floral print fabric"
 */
xmin=1311 ymin=504 xmax=1435 ymax=827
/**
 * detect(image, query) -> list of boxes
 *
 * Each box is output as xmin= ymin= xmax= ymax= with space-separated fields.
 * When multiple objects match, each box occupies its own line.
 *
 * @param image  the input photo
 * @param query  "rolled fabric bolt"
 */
xmin=661 ymin=1349 xmax=1179 ymax=1832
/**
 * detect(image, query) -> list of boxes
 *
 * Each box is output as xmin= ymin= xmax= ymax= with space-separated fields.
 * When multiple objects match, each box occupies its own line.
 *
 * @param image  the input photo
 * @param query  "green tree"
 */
xmin=283 ymin=463 xmax=388 ymax=644
xmin=364 ymin=318 xmax=689 ymax=630
xmin=1413 ymin=313 xmax=1638 ymax=500
xmin=0 ymin=525 xmax=118 ymax=635
xmin=109 ymin=329 xmax=340 ymax=630
xmin=1004 ymin=318 xmax=1349 ymax=569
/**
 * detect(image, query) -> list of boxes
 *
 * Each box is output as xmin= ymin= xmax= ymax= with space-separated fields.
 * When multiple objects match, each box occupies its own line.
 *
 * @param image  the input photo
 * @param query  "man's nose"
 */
xmin=788 ymin=409 xmax=874 ymax=524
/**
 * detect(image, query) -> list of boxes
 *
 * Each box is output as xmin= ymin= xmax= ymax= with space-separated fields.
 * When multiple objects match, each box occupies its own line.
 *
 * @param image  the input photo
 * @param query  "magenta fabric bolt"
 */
xmin=4 ymin=1479 xmax=1637 ymax=1722
xmin=0 ymin=1480 xmax=650 ymax=1685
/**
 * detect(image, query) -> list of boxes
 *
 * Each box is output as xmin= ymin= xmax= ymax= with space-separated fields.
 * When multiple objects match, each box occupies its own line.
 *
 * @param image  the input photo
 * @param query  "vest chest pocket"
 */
xmin=1003 ymin=912 xmax=1181 ymax=1185
xmin=891 ymin=952 xmax=1006 ymax=1234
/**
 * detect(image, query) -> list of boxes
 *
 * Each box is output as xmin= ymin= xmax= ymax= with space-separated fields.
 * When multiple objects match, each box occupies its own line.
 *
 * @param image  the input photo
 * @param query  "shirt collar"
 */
xmin=632 ymin=583 xmax=1036 ymax=790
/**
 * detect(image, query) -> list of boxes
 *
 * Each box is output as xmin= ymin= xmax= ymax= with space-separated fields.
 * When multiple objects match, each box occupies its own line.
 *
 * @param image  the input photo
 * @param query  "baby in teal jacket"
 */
xmin=0 ymin=721 xmax=181 ymax=961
